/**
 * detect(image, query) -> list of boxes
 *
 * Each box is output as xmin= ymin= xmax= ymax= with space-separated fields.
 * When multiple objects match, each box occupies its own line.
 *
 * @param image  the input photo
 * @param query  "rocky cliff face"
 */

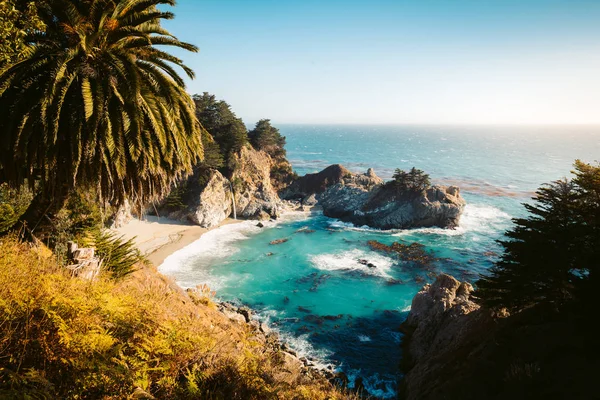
xmin=399 ymin=274 xmax=595 ymax=400
xmin=230 ymin=146 xmax=283 ymax=220
xmin=162 ymin=169 xmax=233 ymax=228
xmin=156 ymin=146 xmax=283 ymax=227
xmin=283 ymin=165 xmax=465 ymax=229
xmin=403 ymin=274 xmax=485 ymax=362
xmin=400 ymin=274 xmax=495 ymax=400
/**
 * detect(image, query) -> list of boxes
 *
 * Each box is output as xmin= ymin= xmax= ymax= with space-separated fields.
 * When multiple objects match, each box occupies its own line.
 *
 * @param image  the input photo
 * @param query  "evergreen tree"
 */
xmin=248 ymin=119 xmax=286 ymax=158
xmin=193 ymin=93 xmax=248 ymax=165
xmin=476 ymin=160 xmax=600 ymax=312
xmin=391 ymin=167 xmax=430 ymax=192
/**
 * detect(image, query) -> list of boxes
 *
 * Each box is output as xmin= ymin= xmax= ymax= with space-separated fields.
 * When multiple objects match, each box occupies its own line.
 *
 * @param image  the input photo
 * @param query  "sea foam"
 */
xmin=309 ymin=249 xmax=395 ymax=279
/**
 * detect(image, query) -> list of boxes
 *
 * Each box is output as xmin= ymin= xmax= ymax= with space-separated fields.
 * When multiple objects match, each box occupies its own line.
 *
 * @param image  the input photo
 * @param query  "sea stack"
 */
xmin=282 ymin=165 xmax=466 ymax=229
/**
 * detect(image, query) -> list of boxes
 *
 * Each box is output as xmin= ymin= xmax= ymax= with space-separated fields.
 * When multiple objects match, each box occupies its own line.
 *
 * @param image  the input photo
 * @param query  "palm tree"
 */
xmin=0 ymin=0 xmax=203 ymax=236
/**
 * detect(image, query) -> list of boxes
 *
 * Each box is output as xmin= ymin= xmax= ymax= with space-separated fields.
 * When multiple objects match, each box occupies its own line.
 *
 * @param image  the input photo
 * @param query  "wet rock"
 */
xmin=256 ymin=222 xmax=265 ymax=228
xmin=266 ymin=252 xmax=274 ymax=256
xmin=238 ymin=306 xmax=252 ymax=323
xmin=296 ymin=226 xmax=316 ymax=234
xmin=260 ymin=322 xmax=270 ymax=334
xmin=283 ymin=296 xmax=290 ymax=304
xmin=249 ymin=320 xmax=261 ymax=331
xmin=270 ymin=238 xmax=289 ymax=245
xmin=386 ymin=278 xmax=404 ymax=285
xmin=298 ymin=306 xmax=312 ymax=313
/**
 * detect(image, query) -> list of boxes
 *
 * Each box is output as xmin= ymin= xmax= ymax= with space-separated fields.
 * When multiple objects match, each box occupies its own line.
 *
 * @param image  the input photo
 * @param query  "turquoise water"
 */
xmin=160 ymin=125 xmax=600 ymax=398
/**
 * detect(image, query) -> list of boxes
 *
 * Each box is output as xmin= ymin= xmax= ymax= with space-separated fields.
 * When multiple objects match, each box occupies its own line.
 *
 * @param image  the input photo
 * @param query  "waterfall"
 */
xmin=229 ymin=181 xmax=237 ymax=220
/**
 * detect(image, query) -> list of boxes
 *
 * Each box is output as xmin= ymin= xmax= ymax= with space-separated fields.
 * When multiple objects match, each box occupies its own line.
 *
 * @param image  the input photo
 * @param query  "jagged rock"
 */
xmin=158 ymin=169 xmax=233 ymax=228
xmin=256 ymin=222 xmax=265 ymax=228
xmin=302 ymin=193 xmax=318 ymax=206
xmin=400 ymin=274 xmax=497 ymax=400
xmin=66 ymin=241 xmax=101 ymax=281
xmin=281 ymin=164 xmax=359 ymax=199
xmin=230 ymin=146 xmax=283 ymax=220
xmin=238 ymin=306 xmax=252 ymax=323
xmin=284 ymin=164 xmax=465 ymax=229
xmin=404 ymin=274 xmax=480 ymax=361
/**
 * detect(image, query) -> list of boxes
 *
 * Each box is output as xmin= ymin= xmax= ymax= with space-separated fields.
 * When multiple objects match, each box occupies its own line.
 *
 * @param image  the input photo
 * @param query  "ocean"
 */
xmin=159 ymin=124 xmax=600 ymax=398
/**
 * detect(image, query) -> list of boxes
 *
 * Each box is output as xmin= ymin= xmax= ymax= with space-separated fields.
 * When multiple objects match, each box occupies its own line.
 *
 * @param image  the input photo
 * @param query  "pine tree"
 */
xmin=248 ymin=119 xmax=286 ymax=158
xmin=476 ymin=161 xmax=600 ymax=312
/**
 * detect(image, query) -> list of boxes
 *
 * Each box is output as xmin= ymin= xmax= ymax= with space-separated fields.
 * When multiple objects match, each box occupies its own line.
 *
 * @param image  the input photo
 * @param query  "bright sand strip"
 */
xmin=111 ymin=216 xmax=240 ymax=266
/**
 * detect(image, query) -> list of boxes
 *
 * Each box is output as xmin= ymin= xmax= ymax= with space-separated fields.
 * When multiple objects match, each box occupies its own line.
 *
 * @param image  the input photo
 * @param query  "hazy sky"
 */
xmin=163 ymin=0 xmax=600 ymax=125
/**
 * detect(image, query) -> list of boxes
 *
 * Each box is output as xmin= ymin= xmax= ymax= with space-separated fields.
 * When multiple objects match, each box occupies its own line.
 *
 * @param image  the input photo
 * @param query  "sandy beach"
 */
xmin=111 ymin=216 xmax=240 ymax=266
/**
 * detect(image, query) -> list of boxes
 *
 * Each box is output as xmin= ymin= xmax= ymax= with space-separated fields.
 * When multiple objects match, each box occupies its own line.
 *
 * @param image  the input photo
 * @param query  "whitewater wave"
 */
xmin=326 ymin=204 xmax=511 ymax=238
xmin=392 ymin=203 xmax=511 ymax=237
xmin=309 ymin=249 xmax=395 ymax=279
xmin=159 ymin=211 xmax=311 ymax=289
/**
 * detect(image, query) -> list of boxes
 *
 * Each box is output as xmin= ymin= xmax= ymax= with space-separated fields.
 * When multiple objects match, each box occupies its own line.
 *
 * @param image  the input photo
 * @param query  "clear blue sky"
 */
xmin=162 ymin=0 xmax=600 ymax=125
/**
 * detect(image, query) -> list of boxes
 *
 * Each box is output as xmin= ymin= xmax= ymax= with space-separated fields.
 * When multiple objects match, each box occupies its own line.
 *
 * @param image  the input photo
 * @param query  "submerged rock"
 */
xmin=269 ymin=238 xmax=289 ymax=245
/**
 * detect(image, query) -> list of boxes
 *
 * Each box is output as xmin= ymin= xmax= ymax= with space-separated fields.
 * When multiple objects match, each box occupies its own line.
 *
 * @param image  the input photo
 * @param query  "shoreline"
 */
xmin=111 ymin=216 xmax=241 ymax=266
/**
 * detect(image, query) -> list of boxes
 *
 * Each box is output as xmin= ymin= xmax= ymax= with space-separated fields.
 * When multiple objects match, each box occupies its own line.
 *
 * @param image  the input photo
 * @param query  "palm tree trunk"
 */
xmin=11 ymin=190 xmax=68 ymax=241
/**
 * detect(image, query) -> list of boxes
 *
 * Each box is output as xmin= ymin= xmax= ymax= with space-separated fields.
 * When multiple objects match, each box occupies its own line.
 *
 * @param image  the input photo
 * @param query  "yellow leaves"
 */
xmin=81 ymin=77 xmax=93 ymax=120
xmin=0 ymin=237 xmax=354 ymax=399
xmin=104 ymin=18 xmax=119 ymax=31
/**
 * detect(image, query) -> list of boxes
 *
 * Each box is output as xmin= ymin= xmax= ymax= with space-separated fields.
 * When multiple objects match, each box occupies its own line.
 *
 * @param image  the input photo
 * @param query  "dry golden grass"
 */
xmin=0 ymin=236 xmax=355 ymax=399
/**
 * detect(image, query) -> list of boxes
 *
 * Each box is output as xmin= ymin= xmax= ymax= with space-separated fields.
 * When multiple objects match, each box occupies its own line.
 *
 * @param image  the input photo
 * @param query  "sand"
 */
xmin=111 ymin=216 xmax=240 ymax=267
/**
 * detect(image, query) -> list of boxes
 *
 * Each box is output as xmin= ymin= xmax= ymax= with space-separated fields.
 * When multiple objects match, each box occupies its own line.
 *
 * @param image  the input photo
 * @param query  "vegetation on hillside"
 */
xmin=248 ymin=119 xmax=296 ymax=190
xmin=0 ymin=237 xmax=352 ymax=399
xmin=0 ymin=0 xmax=203 ymax=238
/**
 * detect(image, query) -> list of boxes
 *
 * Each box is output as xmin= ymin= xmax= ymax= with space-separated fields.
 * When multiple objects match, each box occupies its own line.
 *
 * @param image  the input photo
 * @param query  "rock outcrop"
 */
xmin=399 ymin=273 xmax=596 ymax=400
xmin=400 ymin=274 xmax=494 ymax=400
xmin=403 ymin=274 xmax=483 ymax=361
xmin=156 ymin=146 xmax=283 ymax=227
xmin=283 ymin=165 xmax=465 ymax=229
xmin=109 ymin=199 xmax=134 ymax=229
xmin=160 ymin=169 xmax=233 ymax=228
xmin=230 ymin=146 xmax=283 ymax=220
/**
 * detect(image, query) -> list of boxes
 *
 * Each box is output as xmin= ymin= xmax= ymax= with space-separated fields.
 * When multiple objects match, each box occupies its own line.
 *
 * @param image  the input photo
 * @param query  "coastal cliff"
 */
xmin=400 ymin=274 xmax=595 ymax=400
xmin=283 ymin=164 xmax=466 ymax=229
xmin=156 ymin=146 xmax=284 ymax=227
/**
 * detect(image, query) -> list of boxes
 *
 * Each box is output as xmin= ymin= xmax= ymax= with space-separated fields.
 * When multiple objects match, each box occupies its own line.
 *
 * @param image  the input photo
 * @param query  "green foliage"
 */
xmin=0 ymin=183 xmax=32 ymax=233
xmin=0 ymin=238 xmax=353 ymax=399
xmin=476 ymin=160 xmax=600 ymax=312
xmin=389 ymin=167 xmax=431 ymax=193
xmin=199 ymin=127 xmax=225 ymax=170
xmin=0 ymin=0 xmax=203 ymax=230
xmin=0 ymin=0 xmax=44 ymax=67
xmin=248 ymin=119 xmax=287 ymax=158
xmin=50 ymin=189 xmax=105 ymax=260
xmin=81 ymin=230 xmax=144 ymax=280
xmin=193 ymin=92 xmax=248 ymax=169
